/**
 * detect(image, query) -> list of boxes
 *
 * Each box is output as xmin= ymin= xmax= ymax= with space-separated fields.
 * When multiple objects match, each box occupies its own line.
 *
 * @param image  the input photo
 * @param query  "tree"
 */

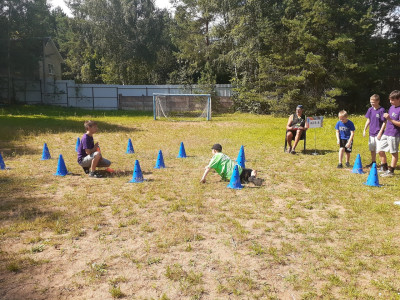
xmin=63 ymin=0 xmax=176 ymax=84
xmin=0 ymin=0 xmax=56 ymax=80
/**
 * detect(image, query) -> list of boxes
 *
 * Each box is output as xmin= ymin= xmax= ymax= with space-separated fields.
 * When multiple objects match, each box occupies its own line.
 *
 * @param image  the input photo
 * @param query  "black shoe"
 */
xmin=83 ymin=167 xmax=90 ymax=174
xmin=365 ymin=162 xmax=374 ymax=168
xmin=345 ymin=162 xmax=351 ymax=168
xmin=248 ymin=176 xmax=264 ymax=186
xmin=337 ymin=163 xmax=343 ymax=169
xmin=89 ymin=171 xmax=103 ymax=178
xmin=378 ymin=165 xmax=388 ymax=173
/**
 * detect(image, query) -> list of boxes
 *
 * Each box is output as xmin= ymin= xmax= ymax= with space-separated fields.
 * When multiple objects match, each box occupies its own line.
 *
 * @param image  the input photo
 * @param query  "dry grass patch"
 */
xmin=1 ymin=106 xmax=400 ymax=299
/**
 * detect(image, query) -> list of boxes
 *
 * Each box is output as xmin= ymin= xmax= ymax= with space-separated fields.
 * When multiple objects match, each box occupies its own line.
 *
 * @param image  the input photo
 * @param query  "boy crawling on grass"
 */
xmin=77 ymin=120 xmax=111 ymax=178
xmin=200 ymin=144 xmax=263 ymax=186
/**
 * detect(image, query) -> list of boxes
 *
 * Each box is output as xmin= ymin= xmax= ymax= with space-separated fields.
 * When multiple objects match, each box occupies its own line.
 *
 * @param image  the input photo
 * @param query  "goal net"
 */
xmin=153 ymin=93 xmax=211 ymax=121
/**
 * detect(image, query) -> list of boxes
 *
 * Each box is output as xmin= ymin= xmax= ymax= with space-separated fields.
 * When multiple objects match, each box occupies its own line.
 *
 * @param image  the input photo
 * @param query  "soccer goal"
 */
xmin=153 ymin=93 xmax=212 ymax=121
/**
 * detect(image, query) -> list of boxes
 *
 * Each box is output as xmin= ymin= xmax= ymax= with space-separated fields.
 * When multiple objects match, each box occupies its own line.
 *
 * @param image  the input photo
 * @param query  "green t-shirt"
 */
xmin=208 ymin=152 xmax=242 ymax=181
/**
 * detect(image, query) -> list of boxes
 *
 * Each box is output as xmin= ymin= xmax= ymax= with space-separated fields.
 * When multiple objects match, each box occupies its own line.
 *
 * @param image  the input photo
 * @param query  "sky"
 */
xmin=49 ymin=0 xmax=173 ymax=16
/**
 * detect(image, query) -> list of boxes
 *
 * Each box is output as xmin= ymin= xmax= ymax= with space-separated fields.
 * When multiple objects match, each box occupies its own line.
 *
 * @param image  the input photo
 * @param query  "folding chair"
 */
xmin=284 ymin=130 xmax=306 ymax=152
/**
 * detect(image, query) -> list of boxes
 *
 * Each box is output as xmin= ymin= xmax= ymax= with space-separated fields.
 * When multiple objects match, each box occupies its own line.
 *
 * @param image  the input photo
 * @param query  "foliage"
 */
xmin=0 ymin=0 xmax=399 ymax=112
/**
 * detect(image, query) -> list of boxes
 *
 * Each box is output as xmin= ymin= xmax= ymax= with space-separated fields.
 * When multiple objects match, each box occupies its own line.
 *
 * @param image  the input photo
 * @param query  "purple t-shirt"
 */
xmin=77 ymin=133 xmax=94 ymax=163
xmin=384 ymin=105 xmax=400 ymax=137
xmin=365 ymin=107 xmax=385 ymax=137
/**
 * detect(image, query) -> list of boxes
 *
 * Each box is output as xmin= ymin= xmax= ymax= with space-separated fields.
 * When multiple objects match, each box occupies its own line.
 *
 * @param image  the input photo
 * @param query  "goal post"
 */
xmin=153 ymin=93 xmax=212 ymax=121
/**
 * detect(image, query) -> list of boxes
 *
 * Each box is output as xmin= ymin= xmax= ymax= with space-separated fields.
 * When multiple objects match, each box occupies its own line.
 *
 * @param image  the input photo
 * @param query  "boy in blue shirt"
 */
xmin=335 ymin=110 xmax=355 ymax=168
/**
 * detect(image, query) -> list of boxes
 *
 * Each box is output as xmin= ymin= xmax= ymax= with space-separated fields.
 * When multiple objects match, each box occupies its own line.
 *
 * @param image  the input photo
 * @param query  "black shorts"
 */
xmin=240 ymin=168 xmax=253 ymax=183
xmin=339 ymin=139 xmax=353 ymax=153
xmin=287 ymin=129 xmax=304 ymax=139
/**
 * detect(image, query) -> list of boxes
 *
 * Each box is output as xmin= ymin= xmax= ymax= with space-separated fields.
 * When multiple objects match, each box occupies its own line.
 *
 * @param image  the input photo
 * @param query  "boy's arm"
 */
xmin=363 ymin=119 xmax=370 ymax=137
xmin=336 ymin=130 xmax=340 ymax=144
xmin=385 ymin=114 xmax=400 ymax=128
xmin=200 ymin=167 xmax=211 ymax=183
xmin=346 ymin=131 xmax=355 ymax=147
xmin=377 ymin=121 xmax=386 ymax=140
xmin=85 ymin=142 xmax=99 ymax=155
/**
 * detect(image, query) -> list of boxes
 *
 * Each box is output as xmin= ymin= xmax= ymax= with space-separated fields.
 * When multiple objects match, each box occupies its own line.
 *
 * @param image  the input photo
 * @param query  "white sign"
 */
xmin=307 ymin=116 xmax=324 ymax=128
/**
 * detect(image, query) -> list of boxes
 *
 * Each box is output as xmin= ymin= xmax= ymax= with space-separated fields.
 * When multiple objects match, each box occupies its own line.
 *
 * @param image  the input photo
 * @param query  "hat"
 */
xmin=296 ymin=105 xmax=304 ymax=109
xmin=211 ymin=144 xmax=222 ymax=152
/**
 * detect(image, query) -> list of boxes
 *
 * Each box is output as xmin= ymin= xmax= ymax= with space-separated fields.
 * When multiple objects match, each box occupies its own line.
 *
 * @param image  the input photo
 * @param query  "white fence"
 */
xmin=1 ymin=79 xmax=232 ymax=110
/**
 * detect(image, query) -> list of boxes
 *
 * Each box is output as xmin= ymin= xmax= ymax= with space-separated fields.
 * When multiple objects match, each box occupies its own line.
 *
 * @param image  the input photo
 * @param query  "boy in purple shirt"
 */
xmin=377 ymin=90 xmax=400 ymax=177
xmin=77 ymin=120 xmax=111 ymax=178
xmin=363 ymin=94 xmax=386 ymax=167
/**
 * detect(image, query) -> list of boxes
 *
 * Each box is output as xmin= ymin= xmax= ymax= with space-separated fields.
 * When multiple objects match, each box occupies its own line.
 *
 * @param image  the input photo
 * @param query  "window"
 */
xmin=48 ymin=64 xmax=54 ymax=75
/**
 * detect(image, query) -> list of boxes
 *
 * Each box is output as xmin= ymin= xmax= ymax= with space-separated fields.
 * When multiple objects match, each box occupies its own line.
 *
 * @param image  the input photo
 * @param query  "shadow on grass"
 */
xmin=0 ymin=116 xmax=141 ymax=136
xmin=95 ymin=170 xmax=153 ymax=178
xmin=0 ymin=104 xmax=152 ymax=118
xmin=0 ymin=115 xmax=144 ymax=157
xmin=0 ymin=144 xmax=42 ymax=156
xmin=0 ymin=105 xmax=148 ymax=144
xmin=302 ymin=149 xmax=336 ymax=155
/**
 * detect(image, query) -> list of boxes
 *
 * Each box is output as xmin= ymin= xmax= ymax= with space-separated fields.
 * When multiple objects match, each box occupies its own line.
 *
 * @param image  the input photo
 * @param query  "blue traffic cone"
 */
xmin=75 ymin=137 xmax=80 ymax=152
xmin=126 ymin=138 xmax=135 ymax=154
xmin=236 ymin=145 xmax=245 ymax=168
xmin=227 ymin=165 xmax=243 ymax=190
xmin=0 ymin=152 xmax=5 ymax=170
xmin=352 ymin=154 xmax=365 ymax=174
xmin=154 ymin=150 xmax=166 ymax=169
xmin=129 ymin=160 xmax=144 ymax=183
xmin=41 ymin=143 xmax=51 ymax=160
xmin=177 ymin=142 xmax=187 ymax=158
xmin=54 ymin=154 xmax=68 ymax=176
xmin=364 ymin=163 xmax=381 ymax=187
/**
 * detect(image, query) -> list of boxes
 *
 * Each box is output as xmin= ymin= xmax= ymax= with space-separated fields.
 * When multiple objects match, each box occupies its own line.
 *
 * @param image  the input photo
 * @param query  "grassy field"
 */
xmin=0 ymin=105 xmax=399 ymax=300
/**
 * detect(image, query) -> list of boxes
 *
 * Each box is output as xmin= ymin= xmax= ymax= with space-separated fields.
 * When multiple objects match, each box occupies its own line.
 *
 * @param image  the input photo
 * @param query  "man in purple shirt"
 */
xmin=363 ymin=94 xmax=386 ymax=167
xmin=78 ymin=120 xmax=111 ymax=178
xmin=377 ymin=90 xmax=400 ymax=177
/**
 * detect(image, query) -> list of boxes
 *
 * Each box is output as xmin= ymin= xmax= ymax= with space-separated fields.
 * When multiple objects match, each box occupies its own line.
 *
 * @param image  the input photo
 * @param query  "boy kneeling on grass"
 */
xmin=200 ymin=144 xmax=263 ymax=186
xmin=77 ymin=120 xmax=111 ymax=178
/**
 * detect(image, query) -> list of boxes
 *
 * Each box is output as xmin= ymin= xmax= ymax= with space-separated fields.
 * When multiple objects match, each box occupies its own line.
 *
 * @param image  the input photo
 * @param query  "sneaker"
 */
xmin=82 ymin=167 xmax=90 ymax=174
xmin=248 ymin=176 xmax=264 ymax=186
xmin=290 ymin=150 xmax=296 ymax=155
xmin=337 ymin=163 xmax=343 ymax=169
xmin=365 ymin=162 xmax=374 ymax=168
xmin=380 ymin=171 xmax=394 ymax=177
xmin=89 ymin=171 xmax=103 ymax=178
xmin=345 ymin=162 xmax=351 ymax=168
xmin=378 ymin=166 xmax=388 ymax=173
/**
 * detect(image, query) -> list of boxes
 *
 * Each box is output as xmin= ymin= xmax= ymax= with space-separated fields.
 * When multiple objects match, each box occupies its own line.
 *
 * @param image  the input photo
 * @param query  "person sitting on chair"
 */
xmin=286 ymin=105 xmax=308 ymax=154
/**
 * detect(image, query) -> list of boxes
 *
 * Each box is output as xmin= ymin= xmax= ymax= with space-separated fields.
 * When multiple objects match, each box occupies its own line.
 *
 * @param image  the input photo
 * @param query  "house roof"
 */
xmin=45 ymin=37 xmax=64 ymax=63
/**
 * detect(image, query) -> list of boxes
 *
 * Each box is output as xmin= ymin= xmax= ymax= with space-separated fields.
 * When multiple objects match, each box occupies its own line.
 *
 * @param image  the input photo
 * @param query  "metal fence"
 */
xmin=0 ymin=78 xmax=232 ymax=111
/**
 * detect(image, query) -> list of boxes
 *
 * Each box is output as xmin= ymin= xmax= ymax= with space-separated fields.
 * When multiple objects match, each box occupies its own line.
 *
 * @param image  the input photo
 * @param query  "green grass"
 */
xmin=0 ymin=105 xmax=400 ymax=299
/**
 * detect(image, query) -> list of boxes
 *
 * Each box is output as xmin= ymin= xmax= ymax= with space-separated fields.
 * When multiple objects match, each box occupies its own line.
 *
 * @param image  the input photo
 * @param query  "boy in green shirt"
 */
xmin=200 ymin=144 xmax=263 ymax=186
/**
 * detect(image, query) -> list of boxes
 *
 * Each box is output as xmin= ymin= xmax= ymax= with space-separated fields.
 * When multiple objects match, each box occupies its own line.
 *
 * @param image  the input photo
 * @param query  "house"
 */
xmin=0 ymin=37 xmax=63 ymax=103
xmin=39 ymin=37 xmax=64 ymax=81
xmin=0 ymin=37 xmax=63 ymax=80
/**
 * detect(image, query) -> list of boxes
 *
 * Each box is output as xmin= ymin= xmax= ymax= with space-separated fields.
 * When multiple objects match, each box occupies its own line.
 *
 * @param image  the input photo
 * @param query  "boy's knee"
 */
xmin=94 ymin=151 xmax=102 ymax=158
